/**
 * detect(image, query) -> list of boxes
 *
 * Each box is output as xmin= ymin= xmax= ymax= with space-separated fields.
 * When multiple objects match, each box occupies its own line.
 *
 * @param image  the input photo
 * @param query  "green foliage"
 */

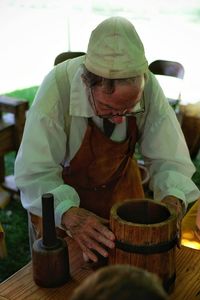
xmin=0 ymin=199 xmax=31 ymax=282
xmin=5 ymin=86 xmax=38 ymax=106
xmin=5 ymin=152 xmax=15 ymax=176
xmin=192 ymin=157 xmax=200 ymax=190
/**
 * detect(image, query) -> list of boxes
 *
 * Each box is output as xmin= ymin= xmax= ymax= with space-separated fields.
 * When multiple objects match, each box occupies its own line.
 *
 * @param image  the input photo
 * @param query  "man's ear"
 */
xmin=81 ymin=74 xmax=89 ymax=87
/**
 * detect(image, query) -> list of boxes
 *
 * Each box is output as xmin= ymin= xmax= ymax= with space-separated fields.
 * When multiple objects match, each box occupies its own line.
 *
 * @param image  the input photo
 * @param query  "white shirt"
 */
xmin=14 ymin=57 xmax=200 ymax=227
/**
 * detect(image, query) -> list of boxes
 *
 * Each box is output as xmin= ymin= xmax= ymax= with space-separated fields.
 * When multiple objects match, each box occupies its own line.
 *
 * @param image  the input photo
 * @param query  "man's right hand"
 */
xmin=61 ymin=207 xmax=115 ymax=262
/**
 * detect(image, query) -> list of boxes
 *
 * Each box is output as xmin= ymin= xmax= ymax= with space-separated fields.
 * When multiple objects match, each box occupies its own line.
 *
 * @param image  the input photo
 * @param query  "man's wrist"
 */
xmin=161 ymin=196 xmax=185 ymax=217
xmin=61 ymin=207 xmax=78 ymax=230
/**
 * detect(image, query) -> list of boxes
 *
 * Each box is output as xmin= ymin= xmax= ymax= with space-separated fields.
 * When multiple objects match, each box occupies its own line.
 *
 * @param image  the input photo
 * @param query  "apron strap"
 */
xmin=127 ymin=117 xmax=138 ymax=156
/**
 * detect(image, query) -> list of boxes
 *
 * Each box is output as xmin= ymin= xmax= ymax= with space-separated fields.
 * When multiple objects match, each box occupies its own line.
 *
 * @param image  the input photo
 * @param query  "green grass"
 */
xmin=0 ymin=200 xmax=31 ymax=282
xmin=5 ymin=86 xmax=38 ymax=106
xmin=0 ymin=86 xmax=38 ymax=283
xmin=0 ymin=86 xmax=200 ymax=284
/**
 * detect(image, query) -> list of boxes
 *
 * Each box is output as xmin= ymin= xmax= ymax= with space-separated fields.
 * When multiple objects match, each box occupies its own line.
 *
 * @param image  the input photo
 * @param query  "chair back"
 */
xmin=0 ymin=96 xmax=29 ymax=196
xmin=149 ymin=60 xmax=184 ymax=79
xmin=149 ymin=59 xmax=185 ymax=120
xmin=54 ymin=51 xmax=85 ymax=66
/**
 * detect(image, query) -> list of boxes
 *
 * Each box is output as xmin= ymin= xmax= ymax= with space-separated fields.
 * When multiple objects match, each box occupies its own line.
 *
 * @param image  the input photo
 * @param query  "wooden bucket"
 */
xmin=109 ymin=199 xmax=177 ymax=292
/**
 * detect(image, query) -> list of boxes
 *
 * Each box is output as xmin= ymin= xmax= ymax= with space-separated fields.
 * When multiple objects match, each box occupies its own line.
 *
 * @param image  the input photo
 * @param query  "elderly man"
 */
xmin=15 ymin=16 xmax=200 ymax=262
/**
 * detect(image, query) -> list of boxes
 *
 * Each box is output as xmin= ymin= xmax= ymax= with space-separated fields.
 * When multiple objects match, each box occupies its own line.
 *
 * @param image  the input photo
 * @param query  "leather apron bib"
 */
xmin=30 ymin=117 xmax=144 ymax=240
xmin=62 ymin=117 xmax=144 ymax=219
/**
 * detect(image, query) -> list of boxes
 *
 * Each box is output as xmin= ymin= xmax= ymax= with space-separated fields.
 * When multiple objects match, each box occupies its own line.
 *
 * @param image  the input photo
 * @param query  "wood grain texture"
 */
xmin=0 ymin=237 xmax=92 ymax=300
xmin=170 ymin=247 xmax=200 ymax=300
xmin=109 ymin=199 xmax=177 ymax=292
xmin=0 ymin=202 xmax=200 ymax=300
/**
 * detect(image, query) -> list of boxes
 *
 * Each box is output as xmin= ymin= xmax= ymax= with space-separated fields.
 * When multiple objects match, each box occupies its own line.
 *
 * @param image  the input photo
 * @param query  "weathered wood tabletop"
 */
xmin=0 ymin=201 xmax=200 ymax=300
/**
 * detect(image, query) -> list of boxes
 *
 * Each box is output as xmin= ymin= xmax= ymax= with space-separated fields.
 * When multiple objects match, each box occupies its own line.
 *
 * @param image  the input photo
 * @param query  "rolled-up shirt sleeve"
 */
xmin=14 ymin=68 xmax=80 ymax=227
xmin=139 ymin=73 xmax=200 ymax=207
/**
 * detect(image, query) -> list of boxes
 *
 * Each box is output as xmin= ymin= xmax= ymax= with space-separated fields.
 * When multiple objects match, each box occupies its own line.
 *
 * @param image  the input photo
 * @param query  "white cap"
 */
xmin=85 ymin=16 xmax=148 ymax=79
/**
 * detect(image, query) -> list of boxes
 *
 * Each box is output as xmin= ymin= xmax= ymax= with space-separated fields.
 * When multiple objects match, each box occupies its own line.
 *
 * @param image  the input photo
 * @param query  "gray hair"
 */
xmin=82 ymin=65 xmax=146 ymax=94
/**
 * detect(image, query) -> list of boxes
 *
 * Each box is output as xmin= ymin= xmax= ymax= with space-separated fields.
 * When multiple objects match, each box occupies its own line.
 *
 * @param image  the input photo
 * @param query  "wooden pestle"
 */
xmin=32 ymin=193 xmax=70 ymax=287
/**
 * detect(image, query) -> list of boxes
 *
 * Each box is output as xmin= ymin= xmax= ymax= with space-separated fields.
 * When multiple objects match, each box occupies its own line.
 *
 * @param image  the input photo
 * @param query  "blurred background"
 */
xmin=0 ymin=0 xmax=200 ymax=283
xmin=0 ymin=0 xmax=200 ymax=104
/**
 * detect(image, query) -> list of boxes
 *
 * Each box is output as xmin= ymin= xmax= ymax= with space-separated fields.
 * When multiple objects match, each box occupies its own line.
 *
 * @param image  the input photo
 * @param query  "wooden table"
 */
xmin=0 ymin=96 xmax=29 ymax=189
xmin=1 ymin=201 xmax=200 ymax=300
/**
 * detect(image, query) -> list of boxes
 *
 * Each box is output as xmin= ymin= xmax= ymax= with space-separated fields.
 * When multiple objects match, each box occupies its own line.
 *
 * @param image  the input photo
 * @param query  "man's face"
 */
xmin=91 ymin=77 xmax=145 ymax=124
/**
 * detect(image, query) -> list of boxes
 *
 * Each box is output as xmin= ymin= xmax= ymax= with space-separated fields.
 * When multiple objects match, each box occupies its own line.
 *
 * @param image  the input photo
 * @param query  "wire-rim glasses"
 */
xmin=89 ymin=88 xmax=145 ymax=119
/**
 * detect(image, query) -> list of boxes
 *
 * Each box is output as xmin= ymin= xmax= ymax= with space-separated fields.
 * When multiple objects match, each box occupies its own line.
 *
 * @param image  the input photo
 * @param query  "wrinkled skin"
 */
xmin=61 ymin=207 xmax=115 ymax=262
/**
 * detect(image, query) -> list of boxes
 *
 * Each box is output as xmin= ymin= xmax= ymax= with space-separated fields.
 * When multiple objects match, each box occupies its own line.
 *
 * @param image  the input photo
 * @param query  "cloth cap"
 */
xmin=85 ymin=16 xmax=148 ymax=79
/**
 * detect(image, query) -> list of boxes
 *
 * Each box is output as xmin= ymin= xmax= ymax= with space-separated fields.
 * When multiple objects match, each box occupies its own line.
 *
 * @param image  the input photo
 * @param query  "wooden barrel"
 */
xmin=109 ymin=199 xmax=177 ymax=292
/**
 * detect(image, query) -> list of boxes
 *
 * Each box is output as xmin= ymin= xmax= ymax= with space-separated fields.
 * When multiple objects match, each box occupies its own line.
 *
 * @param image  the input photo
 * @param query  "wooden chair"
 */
xmin=149 ymin=59 xmax=185 ymax=122
xmin=0 ymin=95 xmax=29 ymax=198
xmin=149 ymin=60 xmax=184 ymax=79
xmin=149 ymin=60 xmax=200 ymax=158
xmin=54 ymin=51 xmax=85 ymax=66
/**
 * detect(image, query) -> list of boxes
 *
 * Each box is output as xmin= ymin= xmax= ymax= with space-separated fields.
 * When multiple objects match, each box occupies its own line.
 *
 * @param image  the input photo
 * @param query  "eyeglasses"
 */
xmin=89 ymin=88 xmax=145 ymax=119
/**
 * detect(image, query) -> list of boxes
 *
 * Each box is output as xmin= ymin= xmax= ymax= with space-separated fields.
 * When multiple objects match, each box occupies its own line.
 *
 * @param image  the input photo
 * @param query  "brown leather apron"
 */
xmin=62 ymin=117 xmax=144 ymax=219
xmin=30 ymin=117 xmax=144 ymax=238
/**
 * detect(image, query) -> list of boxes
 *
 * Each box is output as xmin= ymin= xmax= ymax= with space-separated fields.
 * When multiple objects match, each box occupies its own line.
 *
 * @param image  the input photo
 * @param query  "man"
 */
xmin=15 ymin=16 xmax=200 ymax=262
xmin=69 ymin=264 xmax=168 ymax=300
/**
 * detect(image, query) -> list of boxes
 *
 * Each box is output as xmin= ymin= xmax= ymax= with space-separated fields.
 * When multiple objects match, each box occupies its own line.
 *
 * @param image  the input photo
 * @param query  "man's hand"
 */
xmin=161 ymin=196 xmax=185 ymax=248
xmin=161 ymin=196 xmax=184 ymax=217
xmin=61 ymin=207 xmax=115 ymax=262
